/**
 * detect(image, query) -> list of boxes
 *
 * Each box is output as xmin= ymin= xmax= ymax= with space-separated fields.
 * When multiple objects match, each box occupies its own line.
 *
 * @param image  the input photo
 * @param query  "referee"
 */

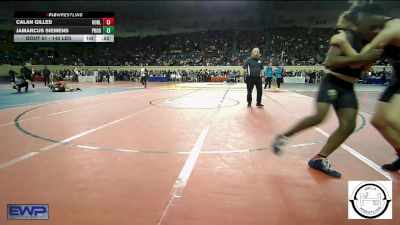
xmin=42 ymin=65 xmax=51 ymax=86
xmin=243 ymin=48 xmax=264 ymax=107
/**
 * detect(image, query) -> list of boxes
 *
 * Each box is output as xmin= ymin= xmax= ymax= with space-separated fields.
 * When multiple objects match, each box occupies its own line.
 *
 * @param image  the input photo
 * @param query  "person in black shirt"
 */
xmin=380 ymin=67 xmax=387 ymax=86
xmin=20 ymin=65 xmax=35 ymax=88
xmin=8 ymin=69 xmax=16 ymax=78
xmin=42 ymin=65 xmax=51 ymax=86
xmin=243 ymin=48 xmax=264 ymax=107
xmin=106 ymin=68 xmax=111 ymax=83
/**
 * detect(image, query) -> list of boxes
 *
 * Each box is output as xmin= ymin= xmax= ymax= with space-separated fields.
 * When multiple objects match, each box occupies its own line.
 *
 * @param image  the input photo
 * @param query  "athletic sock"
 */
xmin=312 ymin=154 xmax=327 ymax=160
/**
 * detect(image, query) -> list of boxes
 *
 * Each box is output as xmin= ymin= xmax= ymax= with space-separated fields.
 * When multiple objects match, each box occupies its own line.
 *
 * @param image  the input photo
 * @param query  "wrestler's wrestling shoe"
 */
xmin=308 ymin=157 xmax=341 ymax=178
xmin=382 ymin=157 xmax=400 ymax=171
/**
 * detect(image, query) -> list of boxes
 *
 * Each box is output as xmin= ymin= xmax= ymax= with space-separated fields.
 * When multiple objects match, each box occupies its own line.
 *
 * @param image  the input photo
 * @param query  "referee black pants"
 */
xmin=44 ymin=75 xmax=50 ymax=86
xmin=246 ymin=76 xmax=262 ymax=104
xmin=140 ymin=76 xmax=147 ymax=86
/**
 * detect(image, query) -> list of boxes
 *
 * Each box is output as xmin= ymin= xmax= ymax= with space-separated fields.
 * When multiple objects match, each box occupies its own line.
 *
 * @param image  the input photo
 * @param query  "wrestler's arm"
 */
xmin=360 ymin=19 xmax=400 ymax=54
xmin=324 ymin=33 xmax=381 ymax=69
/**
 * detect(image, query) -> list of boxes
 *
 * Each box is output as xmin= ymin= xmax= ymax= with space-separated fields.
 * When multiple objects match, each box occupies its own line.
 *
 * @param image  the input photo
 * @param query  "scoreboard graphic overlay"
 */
xmin=14 ymin=12 xmax=114 ymax=42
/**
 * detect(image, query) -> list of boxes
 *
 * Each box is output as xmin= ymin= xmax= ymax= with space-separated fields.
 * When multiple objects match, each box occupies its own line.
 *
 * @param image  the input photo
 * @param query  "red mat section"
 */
xmin=0 ymin=86 xmax=398 ymax=225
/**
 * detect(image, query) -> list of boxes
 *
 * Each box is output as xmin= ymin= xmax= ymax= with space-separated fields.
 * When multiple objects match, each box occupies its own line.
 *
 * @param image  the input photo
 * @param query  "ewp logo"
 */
xmin=7 ymin=204 xmax=49 ymax=220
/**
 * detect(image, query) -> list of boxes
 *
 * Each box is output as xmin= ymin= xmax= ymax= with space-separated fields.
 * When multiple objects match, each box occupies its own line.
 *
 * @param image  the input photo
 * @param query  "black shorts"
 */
xmin=317 ymin=73 xmax=358 ymax=110
xmin=379 ymin=76 xmax=400 ymax=102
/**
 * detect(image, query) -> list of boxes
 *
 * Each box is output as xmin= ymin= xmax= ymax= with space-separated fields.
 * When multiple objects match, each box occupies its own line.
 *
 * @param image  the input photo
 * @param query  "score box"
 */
xmin=102 ymin=26 xmax=114 ymax=34
xmin=102 ymin=18 xmax=114 ymax=26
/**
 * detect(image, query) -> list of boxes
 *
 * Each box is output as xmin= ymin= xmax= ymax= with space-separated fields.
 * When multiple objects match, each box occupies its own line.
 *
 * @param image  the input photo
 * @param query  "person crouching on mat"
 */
xmin=337 ymin=2 xmax=400 ymax=171
xmin=11 ymin=75 xmax=29 ymax=92
xmin=271 ymin=9 xmax=384 ymax=178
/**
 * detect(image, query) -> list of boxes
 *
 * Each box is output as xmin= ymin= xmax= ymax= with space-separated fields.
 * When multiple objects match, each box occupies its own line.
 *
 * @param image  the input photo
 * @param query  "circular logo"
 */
xmin=349 ymin=181 xmax=391 ymax=219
